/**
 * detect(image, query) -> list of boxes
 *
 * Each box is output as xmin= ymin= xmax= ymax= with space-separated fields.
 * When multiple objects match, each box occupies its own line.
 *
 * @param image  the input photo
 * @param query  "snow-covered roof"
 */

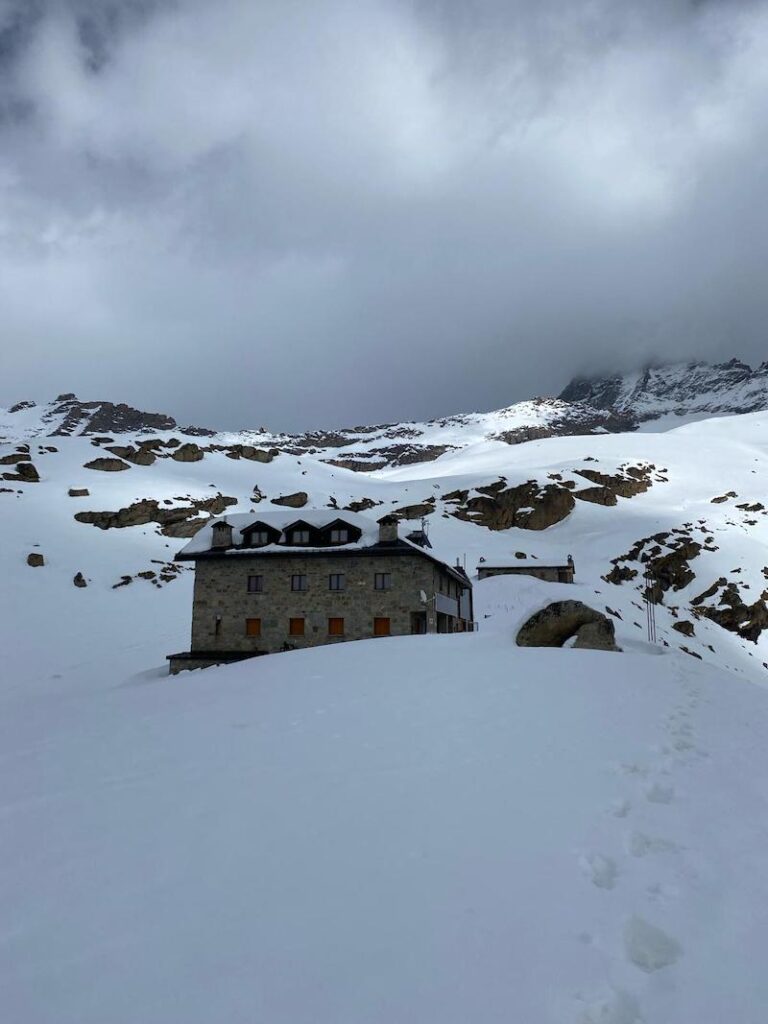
xmin=178 ymin=509 xmax=382 ymax=556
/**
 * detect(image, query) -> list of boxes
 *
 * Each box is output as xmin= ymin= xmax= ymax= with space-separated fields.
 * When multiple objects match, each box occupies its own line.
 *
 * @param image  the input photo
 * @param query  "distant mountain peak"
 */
xmin=559 ymin=358 xmax=768 ymax=422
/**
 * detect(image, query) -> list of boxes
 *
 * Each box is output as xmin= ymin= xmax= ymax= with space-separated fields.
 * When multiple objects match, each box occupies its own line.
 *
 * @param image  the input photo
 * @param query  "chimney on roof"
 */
xmin=211 ymin=520 xmax=233 ymax=550
xmin=378 ymin=515 xmax=398 ymax=544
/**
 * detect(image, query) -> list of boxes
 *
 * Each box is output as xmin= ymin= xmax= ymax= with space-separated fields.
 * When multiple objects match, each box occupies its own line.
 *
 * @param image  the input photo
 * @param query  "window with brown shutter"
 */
xmin=328 ymin=617 xmax=344 ymax=636
xmin=373 ymin=617 xmax=391 ymax=637
xmin=289 ymin=617 xmax=305 ymax=636
xmin=245 ymin=618 xmax=261 ymax=637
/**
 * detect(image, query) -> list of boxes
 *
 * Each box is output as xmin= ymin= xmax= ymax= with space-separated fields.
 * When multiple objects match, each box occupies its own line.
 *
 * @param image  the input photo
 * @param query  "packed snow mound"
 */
xmin=2 ymin=623 xmax=768 ymax=1023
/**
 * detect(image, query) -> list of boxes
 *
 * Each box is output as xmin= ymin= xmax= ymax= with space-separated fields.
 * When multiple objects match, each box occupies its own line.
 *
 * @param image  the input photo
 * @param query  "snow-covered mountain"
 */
xmin=561 ymin=357 xmax=768 ymax=426
xmin=3 ymin=376 xmax=768 ymax=1022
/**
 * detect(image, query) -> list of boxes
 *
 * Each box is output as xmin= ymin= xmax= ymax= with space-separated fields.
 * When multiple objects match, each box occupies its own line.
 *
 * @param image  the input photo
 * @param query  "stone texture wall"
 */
xmin=477 ymin=565 xmax=574 ymax=583
xmin=188 ymin=552 xmax=466 ymax=655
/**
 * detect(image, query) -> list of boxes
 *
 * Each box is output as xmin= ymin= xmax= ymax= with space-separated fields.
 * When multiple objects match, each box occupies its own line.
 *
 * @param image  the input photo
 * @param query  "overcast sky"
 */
xmin=0 ymin=0 xmax=767 ymax=430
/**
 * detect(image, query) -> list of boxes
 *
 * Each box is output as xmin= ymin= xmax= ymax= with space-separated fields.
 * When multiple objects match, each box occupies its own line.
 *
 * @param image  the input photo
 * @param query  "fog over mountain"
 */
xmin=1 ymin=0 xmax=767 ymax=429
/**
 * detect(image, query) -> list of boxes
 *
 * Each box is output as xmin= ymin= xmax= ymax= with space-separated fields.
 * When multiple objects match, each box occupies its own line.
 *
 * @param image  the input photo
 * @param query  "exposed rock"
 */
xmin=603 ymin=564 xmax=639 ymax=585
xmin=74 ymin=494 xmax=237 ymax=537
xmin=270 ymin=491 xmax=308 ymax=508
xmin=392 ymin=502 xmax=434 ymax=521
xmin=672 ymin=620 xmax=695 ymax=637
xmin=84 ymin=457 xmax=130 ymax=472
xmin=574 ymin=486 xmax=618 ymax=506
xmin=452 ymin=479 xmax=575 ymax=532
xmin=3 ymin=461 xmax=40 ymax=482
xmin=517 ymin=600 xmax=620 ymax=650
xmin=215 ymin=444 xmax=277 ymax=463
xmin=572 ymin=619 xmax=620 ymax=651
xmin=105 ymin=445 xmax=156 ymax=466
xmin=8 ymin=400 xmax=35 ymax=413
xmin=26 ymin=552 xmax=44 ymax=567
xmin=325 ymin=444 xmax=455 ymax=472
xmin=0 ymin=453 xmax=31 ymax=465
xmin=73 ymin=572 xmax=87 ymax=588
xmin=711 ymin=492 xmax=737 ymax=504
xmin=68 ymin=488 xmax=90 ymax=497
xmin=343 ymin=497 xmax=383 ymax=513
xmin=170 ymin=443 xmax=204 ymax=463
xmin=698 ymin=582 xmax=768 ymax=643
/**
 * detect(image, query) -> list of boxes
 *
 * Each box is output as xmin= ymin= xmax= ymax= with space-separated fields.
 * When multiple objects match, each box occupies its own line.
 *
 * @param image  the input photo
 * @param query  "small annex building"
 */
xmin=476 ymin=555 xmax=575 ymax=584
xmin=168 ymin=510 xmax=474 ymax=673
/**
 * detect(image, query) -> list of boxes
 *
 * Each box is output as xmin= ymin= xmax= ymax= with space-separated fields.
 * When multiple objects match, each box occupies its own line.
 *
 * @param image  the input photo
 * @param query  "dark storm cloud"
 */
xmin=0 ymin=0 xmax=767 ymax=429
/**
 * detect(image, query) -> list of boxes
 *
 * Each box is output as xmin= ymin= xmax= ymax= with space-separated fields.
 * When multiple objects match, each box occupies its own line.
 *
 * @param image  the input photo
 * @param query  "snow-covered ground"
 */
xmin=2 ymin=403 xmax=768 ymax=1021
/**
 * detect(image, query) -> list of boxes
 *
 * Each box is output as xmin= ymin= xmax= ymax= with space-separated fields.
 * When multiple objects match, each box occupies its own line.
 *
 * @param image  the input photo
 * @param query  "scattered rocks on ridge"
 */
xmin=449 ymin=478 xmax=575 ymax=531
xmin=74 ymin=494 xmax=237 ymax=537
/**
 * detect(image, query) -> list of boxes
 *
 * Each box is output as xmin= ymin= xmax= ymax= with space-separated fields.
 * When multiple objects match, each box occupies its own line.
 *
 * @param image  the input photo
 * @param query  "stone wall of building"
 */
xmin=188 ymin=552 xmax=466 ymax=655
xmin=477 ymin=565 xmax=574 ymax=583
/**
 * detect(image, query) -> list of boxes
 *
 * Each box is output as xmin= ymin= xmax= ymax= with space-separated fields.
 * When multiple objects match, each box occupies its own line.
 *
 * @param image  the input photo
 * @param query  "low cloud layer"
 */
xmin=1 ymin=0 xmax=767 ymax=429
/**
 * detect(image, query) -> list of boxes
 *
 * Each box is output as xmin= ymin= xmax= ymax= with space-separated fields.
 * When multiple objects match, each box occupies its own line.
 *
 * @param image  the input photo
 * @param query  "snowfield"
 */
xmin=2 ymin=400 xmax=768 ymax=1021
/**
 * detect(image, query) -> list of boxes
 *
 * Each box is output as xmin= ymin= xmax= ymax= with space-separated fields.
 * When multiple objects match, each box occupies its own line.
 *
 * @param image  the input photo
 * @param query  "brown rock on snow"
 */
xmin=27 ymin=553 xmax=45 ymax=567
xmin=270 ymin=491 xmax=309 ymax=508
xmin=84 ymin=457 xmax=131 ymax=472
xmin=73 ymin=572 xmax=87 ymax=588
xmin=68 ymin=488 xmax=90 ymax=497
xmin=516 ymin=600 xmax=620 ymax=651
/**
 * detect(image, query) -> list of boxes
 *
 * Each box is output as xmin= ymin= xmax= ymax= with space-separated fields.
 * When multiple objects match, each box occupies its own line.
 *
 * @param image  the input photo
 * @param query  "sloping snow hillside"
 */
xmin=2 ymin=395 xmax=768 ymax=1021
xmin=3 ymin=601 xmax=768 ymax=1023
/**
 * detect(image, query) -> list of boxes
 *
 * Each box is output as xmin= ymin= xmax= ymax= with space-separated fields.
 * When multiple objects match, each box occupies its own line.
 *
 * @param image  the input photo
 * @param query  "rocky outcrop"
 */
xmin=84 ymin=457 xmax=130 ymax=472
xmin=695 ymin=581 xmax=768 ymax=644
xmin=451 ymin=479 xmax=575 ymax=531
xmin=560 ymin=358 xmax=768 ymax=424
xmin=270 ymin=491 xmax=308 ymax=508
xmin=74 ymin=494 xmax=237 ymax=537
xmin=516 ymin=601 xmax=620 ymax=650
xmin=170 ymin=443 xmax=205 ymax=463
xmin=2 ymin=461 xmax=40 ymax=483
xmin=105 ymin=445 xmax=156 ymax=466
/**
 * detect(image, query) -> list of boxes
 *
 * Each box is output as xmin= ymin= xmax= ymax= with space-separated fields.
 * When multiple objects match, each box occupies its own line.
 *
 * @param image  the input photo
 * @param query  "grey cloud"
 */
xmin=0 ymin=0 xmax=766 ymax=429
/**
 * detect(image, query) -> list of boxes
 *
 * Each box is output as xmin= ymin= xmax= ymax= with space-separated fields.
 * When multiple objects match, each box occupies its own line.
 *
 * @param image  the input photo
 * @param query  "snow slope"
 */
xmin=2 ymin=400 xmax=768 ymax=1021
xmin=3 ymin=604 xmax=768 ymax=1023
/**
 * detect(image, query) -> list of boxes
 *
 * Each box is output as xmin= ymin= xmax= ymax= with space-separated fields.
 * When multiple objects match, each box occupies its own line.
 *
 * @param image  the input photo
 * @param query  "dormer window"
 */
xmin=330 ymin=528 xmax=349 ymax=544
xmin=251 ymin=531 xmax=270 ymax=546
xmin=291 ymin=530 xmax=310 ymax=544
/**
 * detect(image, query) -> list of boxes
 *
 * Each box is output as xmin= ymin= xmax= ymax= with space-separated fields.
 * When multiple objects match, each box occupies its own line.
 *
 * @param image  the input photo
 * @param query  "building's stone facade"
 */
xmin=168 ymin=515 xmax=474 ymax=673
xmin=476 ymin=558 xmax=575 ymax=584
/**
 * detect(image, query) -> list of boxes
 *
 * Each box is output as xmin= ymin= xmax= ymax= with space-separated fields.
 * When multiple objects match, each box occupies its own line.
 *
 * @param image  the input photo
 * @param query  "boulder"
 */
xmin=26 ymin=553 xmax=44 ymax=567
xmin=516 ymin=600 xmax=620 ymax=651
xmin=83 ymin=458 xmax=130 ymax=472
xmin=68 ymin=488 xmax=90 ymax=497
xmin=270 ymin=491 xmax=309 ymax=508
xmin=170 ymin=443 xmax=204 ymax=462
xmin=3 ymin=461 xmax=40 ymax=483
xmin=672 ymin=620 xmax=695 ymax=637
xmin=73 ymin=572 xmax=87 ymax=588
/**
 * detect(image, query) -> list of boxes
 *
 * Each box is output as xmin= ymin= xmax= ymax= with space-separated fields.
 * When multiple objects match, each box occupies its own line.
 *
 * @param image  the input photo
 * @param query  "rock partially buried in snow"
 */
xmin=623 ymin=915 xmax=682 ymax=973
xmin=73 ymin=572 xmax=87 ymax=588
xmin=83 ymin=457 xmax=130 ymax=472
xmin=270 ymin=491 xmax=309 ymax=508
xmin=68 ymin=487 xmax=90 ymax=497
xmin=26 ymin=552 xmax=44 ymax=567
xmin=516 ymin=600 xmax=620 ymax=651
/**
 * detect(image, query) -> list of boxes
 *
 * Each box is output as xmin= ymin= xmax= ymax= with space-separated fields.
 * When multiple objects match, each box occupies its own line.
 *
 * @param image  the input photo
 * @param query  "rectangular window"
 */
xmin=373 ymin=617 xmax=391 ymax=637
xmin=291 ymin=574 xmax=308 ymax=592
xmin=251 ymin=531 xmax=269 ymax=546
xmin=245 ymin=617 xmax=261 ymax=637
xmin=328 ymin=573 xmax=345 ymax=591
xmin=374 ymin=572 xmax=392 ymax=590
xmin=328 ymin=617 xmax=344 ymax=636
xmin=214 ymin=616 xmax=222 ymax=636
xmin=330 ymin=529 xmax=349 ymax=544
xmin=289 ymin=617 xmax=305 ymax=636
xmin=247 ymin=575 xmax=263 ymax=593
xmin=291 ymin=530 xmax=310 ymax=544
